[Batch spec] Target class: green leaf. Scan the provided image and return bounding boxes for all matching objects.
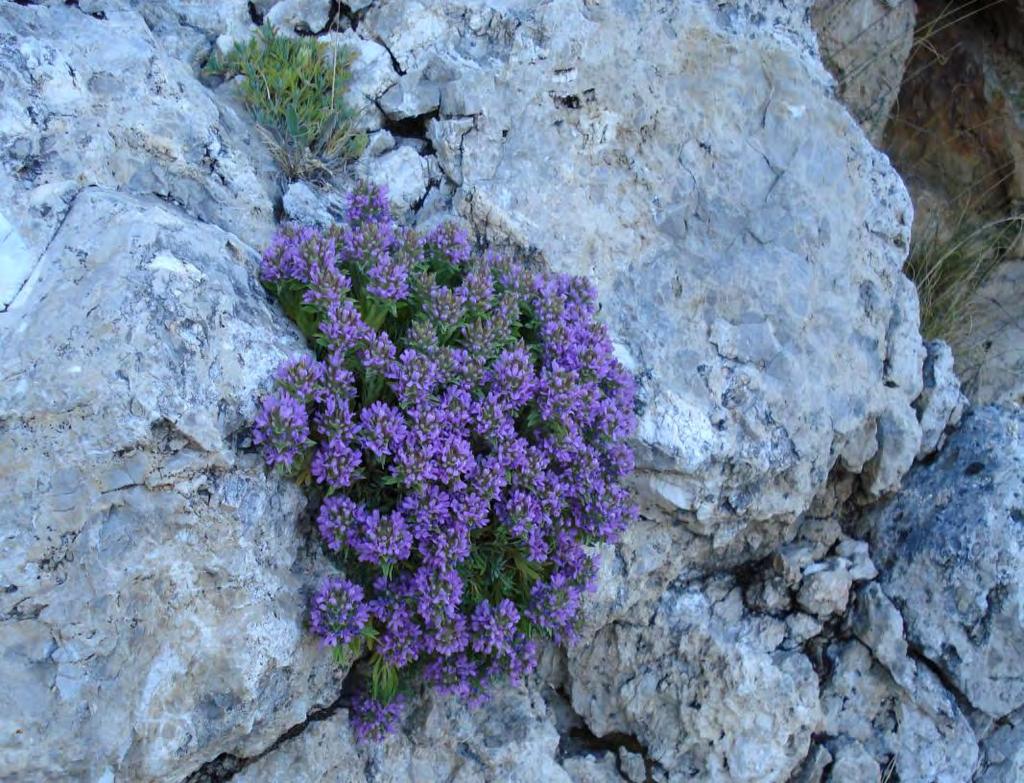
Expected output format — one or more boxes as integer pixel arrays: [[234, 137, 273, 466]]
[[371, 655, 400, 703]]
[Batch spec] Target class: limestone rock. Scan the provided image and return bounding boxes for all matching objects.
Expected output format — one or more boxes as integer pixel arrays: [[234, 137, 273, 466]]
[[131, 0, 260, 63], [361, 0, 925, 528], [0, 210, 32, 310], [977, 708, 1024, 783], [913, 339, 967, 457], [265, 0, 332, 35], [796, 558, 854, 619], [860, 405, 1024, 718], [569, 577, 821, 782], [618, 748, 647, 783], [819, 641, 979, 782], [960, 261, 1024, 407], [328, 30, 400, 133], [379, 72, 442, 121], [0, 2, 278, 312], [826, 737, 880, 782], [234, 686, 571, 783], [355, 145, 429, 214], [561, 753, 623, 783], [282, 181, 346, 228], [811, 0, 916, 144], [0, 190, 338, 781]]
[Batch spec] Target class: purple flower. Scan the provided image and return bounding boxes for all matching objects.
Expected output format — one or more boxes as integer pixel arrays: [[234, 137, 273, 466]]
[[310, 576, 369, 648], [255, 185, 637, 741], [470, 599, 520, 656], [252, 390, 309, 469], [351, 691, 404, 743]]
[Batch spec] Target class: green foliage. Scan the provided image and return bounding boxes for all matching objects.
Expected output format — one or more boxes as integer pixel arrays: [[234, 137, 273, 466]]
[[206, 25, 367, 180], [905, 213, 1022, 343]]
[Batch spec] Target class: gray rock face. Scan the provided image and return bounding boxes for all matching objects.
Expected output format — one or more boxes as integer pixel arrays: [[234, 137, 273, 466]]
[[977, 708, 1024, 783], [265, 0, 332, 35], [2, 1, 1009, 782], [360, 0, 926, 528], [0, 190, 338, 782], [234, 686, 572, 783], [914, 339, 967, 458], [0, 2, 278, 311], [860, 405, 1024, 719], [961, 260, 1024, 408], [569, 577, 822, 783], [811, 0, 916, 143], [818, 640, 979, 783]]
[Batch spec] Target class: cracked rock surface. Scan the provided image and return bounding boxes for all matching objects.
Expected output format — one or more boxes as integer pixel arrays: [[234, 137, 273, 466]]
[[0, 189, 341, 781], [353, 0, 927, 526], [1, 1, 1022, 782], [857, 406, 1024, 720]]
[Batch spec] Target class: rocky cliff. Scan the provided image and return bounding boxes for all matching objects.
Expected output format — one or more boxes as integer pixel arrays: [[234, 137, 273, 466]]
[[0, 1, 1020, 782]]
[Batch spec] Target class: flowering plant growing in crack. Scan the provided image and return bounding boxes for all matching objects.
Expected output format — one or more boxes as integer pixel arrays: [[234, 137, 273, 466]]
[[254, 184, 637, 741]]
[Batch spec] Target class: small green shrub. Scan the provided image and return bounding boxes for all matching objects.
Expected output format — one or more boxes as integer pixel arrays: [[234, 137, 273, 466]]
[[206, 25, 367, 180]]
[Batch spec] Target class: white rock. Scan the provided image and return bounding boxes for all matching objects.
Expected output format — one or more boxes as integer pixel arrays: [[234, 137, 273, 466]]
[[360, 0, 927, 530], [811, 0, 916, 144], [860, 405, 1024, 718], [570, 579, 820, 782], [963, 261, 1024, 407], [266, 0, 332, 34], [357, 146, 429, 213], [820, 641, 979, 782], [914, 339, 967, 457], [379, 72, 442, 120], [0, 4, 278, 268], [797, 558, 854, 619], [0, 190, 338, 782], [235, 686, 572, 783], [0, 211, 33, 310]]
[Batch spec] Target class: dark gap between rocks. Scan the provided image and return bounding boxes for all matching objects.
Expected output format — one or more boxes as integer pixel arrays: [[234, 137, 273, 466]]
[[553, 686, 656, 783], [332, 1, 367, 32], [182, 668, 361, 783], [246, 1, 264, 26], [379, 110, 439, 157]]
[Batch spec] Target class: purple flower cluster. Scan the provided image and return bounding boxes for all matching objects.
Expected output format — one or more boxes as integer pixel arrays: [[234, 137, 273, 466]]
[[254, 184, 636, 741]]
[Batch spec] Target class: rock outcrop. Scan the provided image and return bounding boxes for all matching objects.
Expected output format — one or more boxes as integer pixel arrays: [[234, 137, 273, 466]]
[[811, 0, 916, 144], [1, 1, 1020, 782], [0, 2, 278, 310], [355, 0, 927, 530], [858, 405, 1024, 720], [0, 190, 338, 782]]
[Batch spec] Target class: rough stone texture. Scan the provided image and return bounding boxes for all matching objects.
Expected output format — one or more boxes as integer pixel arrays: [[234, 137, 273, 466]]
[[914, 339, 967, 457], [127, 0, 265, 63], [265, 0, 332, 35], [0, 210, 31, 309], [817, 640, 979, 782], [811, 0, 916, 144], [3, 1, 1015, 782], [234, 686, 572, 783], [569, 577, 822, 783], [360, 0, 926, 530], [859, 405, 1024, 719], [0, 2, 278, 311], [354, 145, 429, 214], [281, 181, 346, 229], [796, 558, 854, 619], [0, 190, 338, 782], [560, 752, 622, 783], [960, 260, 1024, 407], [379, 72, 442, 121], [977, 708, 1024, 783]]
